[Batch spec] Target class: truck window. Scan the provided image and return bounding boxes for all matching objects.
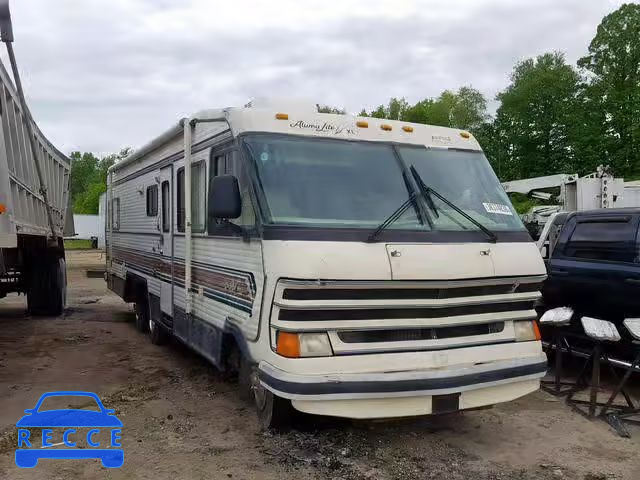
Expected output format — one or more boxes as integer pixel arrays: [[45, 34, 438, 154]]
[[176, 162, 206, 233], [564, 218, 636, 263], [146, 185, 158, 216], [161, 181, 170, 232]]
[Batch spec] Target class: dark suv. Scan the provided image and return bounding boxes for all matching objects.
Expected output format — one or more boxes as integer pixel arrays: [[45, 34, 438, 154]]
[[542, 208, 640, 353]]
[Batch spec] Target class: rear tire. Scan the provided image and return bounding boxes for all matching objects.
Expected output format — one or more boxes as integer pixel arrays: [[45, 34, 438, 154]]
[[134, 294, 150, 333], [148, 317, 168, 345], [28, 256, 66, 317], [251, 366, 293, 430]]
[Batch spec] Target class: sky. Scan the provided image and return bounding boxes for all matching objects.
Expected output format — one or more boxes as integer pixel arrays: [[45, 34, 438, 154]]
[[1, 0, 629, 155]]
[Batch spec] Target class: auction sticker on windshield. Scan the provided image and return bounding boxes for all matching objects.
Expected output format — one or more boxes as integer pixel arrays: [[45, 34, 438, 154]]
[[15, 391, 123, 469], [483, 202, 513, 216]]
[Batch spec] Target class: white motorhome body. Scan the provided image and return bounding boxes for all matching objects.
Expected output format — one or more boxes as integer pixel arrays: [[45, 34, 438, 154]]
[[106, 104, 547, 426]]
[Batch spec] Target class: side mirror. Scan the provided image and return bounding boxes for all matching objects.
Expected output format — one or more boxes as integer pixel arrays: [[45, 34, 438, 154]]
[[210, 175, 241, 219], [541, 244, 549, 259]]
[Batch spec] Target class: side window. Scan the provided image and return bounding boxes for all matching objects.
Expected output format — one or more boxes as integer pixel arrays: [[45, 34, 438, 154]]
[[564, 218, 637, 263], [208, 149, 257, 234], [112, 198, 120, 230], [177, 168, 185, 232], [161, 181, 170, 233], [146, 185, 158, 216], [176, 163, 206, 233], [192, 161, 206, 233]]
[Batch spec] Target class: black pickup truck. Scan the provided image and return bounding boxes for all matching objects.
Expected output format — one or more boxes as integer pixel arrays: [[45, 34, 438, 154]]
[[541, 208, 640, 355]]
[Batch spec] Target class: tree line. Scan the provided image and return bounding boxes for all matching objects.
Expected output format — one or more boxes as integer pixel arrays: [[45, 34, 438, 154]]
[[71, 3, 639, 214]]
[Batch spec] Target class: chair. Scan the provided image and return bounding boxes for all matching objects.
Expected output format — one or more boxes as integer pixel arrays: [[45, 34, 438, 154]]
[[539, 307, 575, 396], [599, 318, 640, 438], [566, 317, 623, 419]]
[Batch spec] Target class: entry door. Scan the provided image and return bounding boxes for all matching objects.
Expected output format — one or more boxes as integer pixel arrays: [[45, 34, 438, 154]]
[[159, 166, 173, 316]]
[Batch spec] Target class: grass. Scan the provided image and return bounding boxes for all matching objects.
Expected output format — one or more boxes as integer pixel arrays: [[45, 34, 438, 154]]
[[64, 239, 94, 250]]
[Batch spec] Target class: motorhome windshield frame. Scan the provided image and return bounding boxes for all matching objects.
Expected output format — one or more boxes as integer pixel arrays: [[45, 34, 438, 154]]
[[238, 132, 531, 244]]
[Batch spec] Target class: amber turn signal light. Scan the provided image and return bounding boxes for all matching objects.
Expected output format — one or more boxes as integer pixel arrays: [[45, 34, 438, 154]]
[[276, 332, 300, 358]]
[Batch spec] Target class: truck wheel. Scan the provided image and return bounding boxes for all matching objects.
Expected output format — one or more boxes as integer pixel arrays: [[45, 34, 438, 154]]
[[134, 294, 150, 333], [148, 317, 168, 345], [251, 367, 292, 430], [28, 256, 65, 317]]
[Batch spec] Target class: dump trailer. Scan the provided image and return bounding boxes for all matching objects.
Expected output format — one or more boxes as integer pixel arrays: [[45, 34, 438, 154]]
[[0, 2, 70, 315]]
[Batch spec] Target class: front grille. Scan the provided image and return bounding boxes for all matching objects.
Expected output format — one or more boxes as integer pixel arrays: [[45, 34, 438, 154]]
[[272, 277, 543, 353], [337, 322, 505, 343], [282, 283, 541, 301], [278, 301, 536, 322]]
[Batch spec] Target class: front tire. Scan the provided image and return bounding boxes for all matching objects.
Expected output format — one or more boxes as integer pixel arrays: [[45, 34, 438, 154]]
[[251, 367, 293, 430]]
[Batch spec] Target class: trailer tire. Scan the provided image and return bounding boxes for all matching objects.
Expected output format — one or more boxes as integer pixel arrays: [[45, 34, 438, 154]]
[[28, 256, 66, 317], [134, 294, 150, 333], [251, 367, 293, 430]]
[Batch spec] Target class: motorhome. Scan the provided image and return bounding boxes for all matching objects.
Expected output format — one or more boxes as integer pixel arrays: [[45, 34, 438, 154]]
[[106, 100, 547, 428]]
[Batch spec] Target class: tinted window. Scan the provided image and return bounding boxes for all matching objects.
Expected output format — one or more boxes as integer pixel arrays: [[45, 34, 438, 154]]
[[112, 198, 120, 230], [177, 164, 206, 233], [192, 161, 206, 233], [161, 181, 170, 232], [177, 169, 185, 232], [564, 218, 637, 262], [146, 185, 158, 216]]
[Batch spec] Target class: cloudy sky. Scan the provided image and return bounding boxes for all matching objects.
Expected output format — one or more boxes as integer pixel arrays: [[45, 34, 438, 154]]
[[1, 0, 627, 155]]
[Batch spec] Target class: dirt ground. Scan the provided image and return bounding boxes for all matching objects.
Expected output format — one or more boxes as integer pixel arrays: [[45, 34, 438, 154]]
[[0, 250, 639, 480]]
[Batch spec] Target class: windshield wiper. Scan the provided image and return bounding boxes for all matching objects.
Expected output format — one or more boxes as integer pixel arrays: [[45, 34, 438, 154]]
[[409, 165, 498, 243], [367, 191, 420, 243]]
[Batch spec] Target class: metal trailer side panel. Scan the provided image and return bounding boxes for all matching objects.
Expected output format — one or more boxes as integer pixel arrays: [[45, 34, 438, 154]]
[[0, 59, 70, 246]]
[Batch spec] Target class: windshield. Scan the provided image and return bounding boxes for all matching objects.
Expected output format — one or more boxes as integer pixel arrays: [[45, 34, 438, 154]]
[[243, 134, 524, 232], [399, 147, 525, 232], [244, 135, 426, 229]]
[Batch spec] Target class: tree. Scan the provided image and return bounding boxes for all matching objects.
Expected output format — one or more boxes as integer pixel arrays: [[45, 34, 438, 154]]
[[362, 88, 487, 132], [317, 105, 345, 114], [492, 52, 580, 180], [578, 3, 640, 177], [70, 148, 130, 214]]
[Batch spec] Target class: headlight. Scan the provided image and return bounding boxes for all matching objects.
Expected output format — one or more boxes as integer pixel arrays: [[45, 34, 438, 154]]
[[514, 320, 541, 342], [275, 331, 333, 358]]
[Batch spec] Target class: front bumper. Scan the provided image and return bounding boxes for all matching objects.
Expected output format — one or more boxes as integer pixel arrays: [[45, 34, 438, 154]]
[[259, 355, 546, 418], [259, 356, 547, 400]]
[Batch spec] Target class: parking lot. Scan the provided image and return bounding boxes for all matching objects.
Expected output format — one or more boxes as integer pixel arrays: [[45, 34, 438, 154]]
[[0, 250, 638, 479]]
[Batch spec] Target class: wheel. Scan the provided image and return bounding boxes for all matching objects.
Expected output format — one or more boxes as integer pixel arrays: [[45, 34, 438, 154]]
[[148, 316, 168, 345], [28, 256, 65, 317], [236, 353, 252, 402], [134, 294, 150, 333], [251, 366, 293, 430]]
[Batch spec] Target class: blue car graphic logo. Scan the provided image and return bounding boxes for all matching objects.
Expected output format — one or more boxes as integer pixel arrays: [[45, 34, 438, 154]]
[[15, 391, 123, 468]]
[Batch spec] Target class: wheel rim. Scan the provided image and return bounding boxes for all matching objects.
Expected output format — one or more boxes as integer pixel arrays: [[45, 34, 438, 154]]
[[251, 369, 267, 409], [149, 318, 155, 333]]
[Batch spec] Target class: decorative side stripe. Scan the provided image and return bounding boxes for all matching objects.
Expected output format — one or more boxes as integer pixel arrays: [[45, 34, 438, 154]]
[[111, 246, 255, 314]]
